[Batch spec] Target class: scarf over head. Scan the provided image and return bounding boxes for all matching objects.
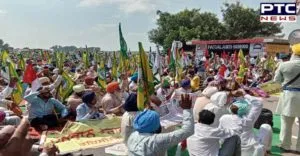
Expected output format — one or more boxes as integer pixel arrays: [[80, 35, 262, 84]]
[[133, 109, 160, 133]]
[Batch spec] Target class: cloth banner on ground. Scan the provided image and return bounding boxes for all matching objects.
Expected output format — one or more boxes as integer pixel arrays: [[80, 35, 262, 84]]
[[259, 81, 282, 95], [43, 116, 122, 154]]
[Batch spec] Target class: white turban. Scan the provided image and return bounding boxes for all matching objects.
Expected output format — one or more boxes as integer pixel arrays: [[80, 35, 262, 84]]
[[39, 77, 50, 84], [53, 68, 59, 75], [73, 84, 85, 93], [202, 87, 218, 98]]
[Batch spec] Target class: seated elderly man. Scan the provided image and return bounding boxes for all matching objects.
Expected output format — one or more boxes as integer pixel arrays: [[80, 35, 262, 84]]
[[24, 86, 68, 130], [101, 82, 124, 115], [76, 91, 105, 121], [67, 84, 85, 115]]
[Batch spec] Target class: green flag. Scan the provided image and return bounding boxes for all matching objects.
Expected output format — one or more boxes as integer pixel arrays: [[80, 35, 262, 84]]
[[119, 23, 128, 59], [59, 71, 75, 102], [97, 60, 107, 89]]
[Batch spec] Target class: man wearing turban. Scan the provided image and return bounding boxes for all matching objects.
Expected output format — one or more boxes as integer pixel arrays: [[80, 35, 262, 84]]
[[274, 42, 300, 152], [219, 95, 272, 156], [127, 94, 194, 156], [76, 91, 104, 121], [67, 84, 85, 115], [84, 76, 105, 107], [101, 82, 124, 115]]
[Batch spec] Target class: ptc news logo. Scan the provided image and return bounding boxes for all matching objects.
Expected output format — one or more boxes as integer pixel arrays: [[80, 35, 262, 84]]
[[260, 1, 300, 22]]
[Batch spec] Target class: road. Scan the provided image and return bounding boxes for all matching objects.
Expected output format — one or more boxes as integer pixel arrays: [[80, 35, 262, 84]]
[[263, 96, 299, 156]]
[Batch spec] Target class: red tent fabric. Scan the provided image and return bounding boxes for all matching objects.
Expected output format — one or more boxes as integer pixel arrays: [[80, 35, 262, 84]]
[[23, 63, 37, 84], [204, 49, 209, 57]]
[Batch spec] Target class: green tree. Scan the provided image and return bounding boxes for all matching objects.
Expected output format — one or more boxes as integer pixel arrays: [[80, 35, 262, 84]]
[[149, 3, 283, 51], [149, 9, 226, 51], [0, 39, 11, 51], [222, 2, 282, 39]]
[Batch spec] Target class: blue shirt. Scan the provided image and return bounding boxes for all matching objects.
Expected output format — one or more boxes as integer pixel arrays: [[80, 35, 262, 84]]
[[24, 92, 68, 120], [76, 103, 105, 121]]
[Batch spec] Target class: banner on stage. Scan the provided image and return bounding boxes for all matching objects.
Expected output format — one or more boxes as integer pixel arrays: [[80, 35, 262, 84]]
[[259, 81, 282, 94], [43, 116, 122, 154]]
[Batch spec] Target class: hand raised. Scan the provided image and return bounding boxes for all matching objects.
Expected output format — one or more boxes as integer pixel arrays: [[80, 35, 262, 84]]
[[180, 94, 192, 110]]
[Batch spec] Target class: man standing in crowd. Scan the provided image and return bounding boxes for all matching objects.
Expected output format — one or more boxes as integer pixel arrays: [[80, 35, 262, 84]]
[[274, 42, 300, 153]]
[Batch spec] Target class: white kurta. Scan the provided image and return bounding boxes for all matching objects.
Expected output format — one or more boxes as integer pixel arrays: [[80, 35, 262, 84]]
[[219, 95, 272, 156], [187, 123, 241, 156], [274, 56, 300, 117]]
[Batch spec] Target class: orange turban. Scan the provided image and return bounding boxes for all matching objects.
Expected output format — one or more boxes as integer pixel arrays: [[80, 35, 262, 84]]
[[106, 82, 120, 93]]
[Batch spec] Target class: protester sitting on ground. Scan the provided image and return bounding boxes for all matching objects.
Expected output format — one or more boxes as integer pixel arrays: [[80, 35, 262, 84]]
[[203, 91, 232, 127], [127, 94, 194, 156], [187, 110, 242, 156], [193, 86, 218, 122], [67, 84, 85, 116], [219, 91, 272, 156], [76, 91, 105, 121], [121, 93, 139, 144], [24, 86, 68, 130], [170, 79, 193, 113], [171, 79, 192, 99], [101, 81, 124, 115], [0, 77, 21, 126], [84, 76, 104, 107], [156, 78, 174, 103], [191, 74, 201, 92]]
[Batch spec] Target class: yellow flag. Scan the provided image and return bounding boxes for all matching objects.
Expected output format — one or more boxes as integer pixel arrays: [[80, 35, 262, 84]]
[[137, 42, 154, 110], [238, 49, 245, 65], [7, 62, 23, 104], [97, 60, 107, 89]]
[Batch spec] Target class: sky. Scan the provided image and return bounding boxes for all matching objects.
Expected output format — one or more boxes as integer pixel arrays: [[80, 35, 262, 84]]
[[0, 0, 299, 51]]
